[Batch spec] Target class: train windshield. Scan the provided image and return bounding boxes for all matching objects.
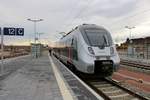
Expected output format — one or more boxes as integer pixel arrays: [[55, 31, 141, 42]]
[[84, 29, 113, 47]]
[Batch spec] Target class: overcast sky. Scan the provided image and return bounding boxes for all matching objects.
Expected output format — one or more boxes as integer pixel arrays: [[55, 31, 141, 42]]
[[0, 0, 150, 45]]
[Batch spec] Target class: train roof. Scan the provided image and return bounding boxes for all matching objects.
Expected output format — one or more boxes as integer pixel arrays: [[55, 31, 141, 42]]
[[60, 24, 106, 39], [78, 24, 105, 30]]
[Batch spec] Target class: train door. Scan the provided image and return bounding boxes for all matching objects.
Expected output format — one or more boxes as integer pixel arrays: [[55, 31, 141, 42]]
[[68, 38, 73, 63], [71, 37, 78, 60]]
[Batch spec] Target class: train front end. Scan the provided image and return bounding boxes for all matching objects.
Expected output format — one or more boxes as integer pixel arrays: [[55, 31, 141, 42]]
[[80, 24, 120, 77]]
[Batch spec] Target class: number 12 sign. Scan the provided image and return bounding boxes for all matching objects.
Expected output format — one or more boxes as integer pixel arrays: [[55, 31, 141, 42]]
[[3, 27, 24, 36]]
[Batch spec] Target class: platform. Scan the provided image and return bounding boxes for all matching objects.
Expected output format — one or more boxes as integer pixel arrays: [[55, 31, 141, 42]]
[[0, 51, 102, 100]]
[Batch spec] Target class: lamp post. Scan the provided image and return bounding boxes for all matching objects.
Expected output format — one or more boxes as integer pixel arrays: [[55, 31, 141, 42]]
[[27, 18, 43, 58], [125, 26, 135, 57], [125, 26, 135, 43], [37, 32, 45, 43], [27, 18, 43, 44]]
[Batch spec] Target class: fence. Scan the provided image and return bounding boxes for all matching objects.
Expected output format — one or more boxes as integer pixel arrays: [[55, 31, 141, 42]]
[[118, 43, 150, 60]]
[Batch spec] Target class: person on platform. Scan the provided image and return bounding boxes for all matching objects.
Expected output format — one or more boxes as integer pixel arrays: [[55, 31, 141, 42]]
[[49, 48, 52, 56]]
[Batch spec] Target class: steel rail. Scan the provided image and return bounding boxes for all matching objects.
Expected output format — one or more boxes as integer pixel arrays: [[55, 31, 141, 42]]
[[120, 60, 150, 70]]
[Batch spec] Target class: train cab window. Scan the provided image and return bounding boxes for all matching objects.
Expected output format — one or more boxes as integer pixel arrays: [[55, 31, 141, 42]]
[[83, 29, 113, 47]]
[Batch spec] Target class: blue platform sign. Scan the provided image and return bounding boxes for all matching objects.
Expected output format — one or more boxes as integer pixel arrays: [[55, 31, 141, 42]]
[[16, 28, 24, 36], [4, 28, 15, 35], [3, 27, 24, 36]]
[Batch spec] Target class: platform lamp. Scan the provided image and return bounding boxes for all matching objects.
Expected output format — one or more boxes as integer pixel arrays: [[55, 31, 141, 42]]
[[27, 18, 43, 58], [125, 26, 135, 43], [27, 18, 43, 44], [125, 26, 135, 57]]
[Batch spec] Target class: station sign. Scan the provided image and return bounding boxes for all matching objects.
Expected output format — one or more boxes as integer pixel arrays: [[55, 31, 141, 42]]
[[0, 27, 24, 74], [3, 27, 24, 36], [16, 28, 24, 36]]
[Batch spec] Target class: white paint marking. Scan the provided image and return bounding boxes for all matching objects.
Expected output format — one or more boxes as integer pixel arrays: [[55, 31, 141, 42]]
[[49, 56, 74, 100]]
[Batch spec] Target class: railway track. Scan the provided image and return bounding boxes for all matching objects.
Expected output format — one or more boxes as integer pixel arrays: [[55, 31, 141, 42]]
[[81, 77, 148, 100], [54, 55, 148, 100], [73, 70, 149, 100], [120, 60, 150, 70]]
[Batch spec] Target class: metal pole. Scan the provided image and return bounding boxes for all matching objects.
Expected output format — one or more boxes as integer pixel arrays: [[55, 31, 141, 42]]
[[38, 33, 40, 43], [27, 19, 43, 58], [34, 22, 37, 58], [1, 28, 4, 75], [129, 29, 131, 40], [38, 33, 44, 43], [34, 21, 37, 44]]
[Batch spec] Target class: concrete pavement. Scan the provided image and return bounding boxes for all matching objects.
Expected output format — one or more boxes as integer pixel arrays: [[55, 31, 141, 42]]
[[0, 52, 63, 100]]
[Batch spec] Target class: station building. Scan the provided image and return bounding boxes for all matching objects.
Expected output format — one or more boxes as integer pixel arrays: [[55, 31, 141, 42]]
[[118, 36, 150, 59]]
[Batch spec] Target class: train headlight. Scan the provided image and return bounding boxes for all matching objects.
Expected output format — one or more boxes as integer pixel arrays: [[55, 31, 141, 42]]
[[88, 47, 95, 55], [110, 47, 115, 56]]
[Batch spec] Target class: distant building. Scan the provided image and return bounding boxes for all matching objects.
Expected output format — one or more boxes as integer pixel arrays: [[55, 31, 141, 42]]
[[118, 36, 150, 59]]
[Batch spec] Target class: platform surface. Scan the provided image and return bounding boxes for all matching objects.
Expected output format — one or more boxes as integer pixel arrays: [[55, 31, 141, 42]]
[[0, 51, 102, 100], [0, 52, 63, 100]]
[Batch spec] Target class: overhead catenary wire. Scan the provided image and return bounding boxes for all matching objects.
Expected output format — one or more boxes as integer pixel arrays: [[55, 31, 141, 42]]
[[56, 0, 81, 32], [56, 1, 150, 43], [64, 0, 92, 31], [107, 8, 150, 28], [109, 11, 150, 33], [104, 8, 150, 37], [54, 0, 93, 40], [60, 1, 150, 33], [105, 7, 150, 43]]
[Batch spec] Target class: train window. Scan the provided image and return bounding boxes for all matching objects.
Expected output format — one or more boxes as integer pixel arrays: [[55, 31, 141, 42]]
[[84, 29, 112, 47]]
